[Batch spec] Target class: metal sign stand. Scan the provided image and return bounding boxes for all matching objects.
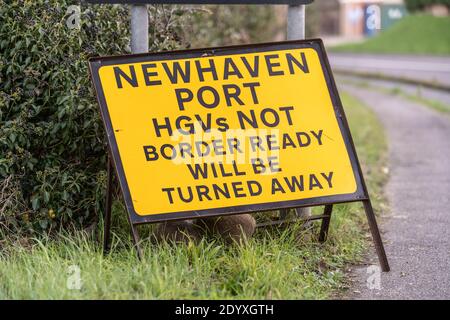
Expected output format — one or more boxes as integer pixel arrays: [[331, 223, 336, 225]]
[[99, 3, 390, 272], [103, 157, 389, 271]]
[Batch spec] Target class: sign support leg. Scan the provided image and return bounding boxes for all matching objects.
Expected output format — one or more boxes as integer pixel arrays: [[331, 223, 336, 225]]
[[104, 152, 143, 259], [103, 155, 113, 254], [363, 199, 390, 272], [130, 222, 143, 260], [319, 205, 333, 242]]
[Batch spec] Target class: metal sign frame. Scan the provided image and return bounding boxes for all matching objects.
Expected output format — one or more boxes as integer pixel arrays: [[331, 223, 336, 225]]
[[89, 39, 389, 272]]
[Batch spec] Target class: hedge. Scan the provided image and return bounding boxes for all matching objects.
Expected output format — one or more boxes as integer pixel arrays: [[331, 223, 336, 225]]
[[0, 0, 190, 232]]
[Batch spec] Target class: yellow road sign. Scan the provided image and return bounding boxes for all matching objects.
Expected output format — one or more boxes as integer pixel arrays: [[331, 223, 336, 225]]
[[90, 40, 365, 223]]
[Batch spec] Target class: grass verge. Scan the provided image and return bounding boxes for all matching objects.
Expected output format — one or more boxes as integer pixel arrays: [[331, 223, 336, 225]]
[[340, 77, 450, 114], [332, 15, 450, 56], [0, 93, 388, 299]]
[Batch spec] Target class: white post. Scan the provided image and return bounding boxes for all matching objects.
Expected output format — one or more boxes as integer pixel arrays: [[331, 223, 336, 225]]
[[130, 5, 149, 54], [287, 4, 310, 219]]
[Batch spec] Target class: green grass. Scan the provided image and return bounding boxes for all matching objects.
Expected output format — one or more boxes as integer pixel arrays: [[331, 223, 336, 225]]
[[332, 15, 450, 56], [388, 87, 450, 113], [0, 93, 388, 299]]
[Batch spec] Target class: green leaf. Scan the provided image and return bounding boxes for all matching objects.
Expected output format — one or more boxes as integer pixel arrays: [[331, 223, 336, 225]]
[[44, 191, 50, 203], [31, 197, 40, 211], [39, 219, 48, 229]]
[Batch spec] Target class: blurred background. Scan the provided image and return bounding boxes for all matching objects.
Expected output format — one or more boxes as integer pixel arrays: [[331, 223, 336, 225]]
[[187, 0, 449, 52]]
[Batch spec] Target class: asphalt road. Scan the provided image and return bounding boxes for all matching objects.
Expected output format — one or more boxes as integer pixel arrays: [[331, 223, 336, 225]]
[[329, 53, 450, 87], [340, 81, 450, 299]]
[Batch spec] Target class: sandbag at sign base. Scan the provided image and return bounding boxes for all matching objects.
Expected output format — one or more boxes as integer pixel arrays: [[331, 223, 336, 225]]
[[153, 220, 203, 244], [153, 214, 256, 245], [194, 214, 256, 244]]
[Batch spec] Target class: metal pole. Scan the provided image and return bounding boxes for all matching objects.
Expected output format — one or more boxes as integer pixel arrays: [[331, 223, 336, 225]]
[[287, 4, 310, 219], [287, 4, 305, 40], [129, 4, 148, 259], [131, 4, 149, 54]]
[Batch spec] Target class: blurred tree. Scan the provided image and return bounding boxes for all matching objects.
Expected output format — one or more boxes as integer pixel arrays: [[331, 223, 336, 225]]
[[186, 4, 320, 46], [186, 5, 280, 47], [406, 0, 450, 12], [306, 2, 320, 37]]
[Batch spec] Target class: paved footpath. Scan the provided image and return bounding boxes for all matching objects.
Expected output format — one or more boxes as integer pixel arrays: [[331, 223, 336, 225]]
[[342, 84, 450, 300]]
